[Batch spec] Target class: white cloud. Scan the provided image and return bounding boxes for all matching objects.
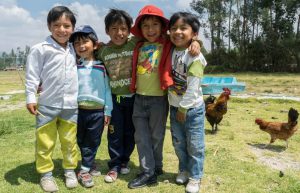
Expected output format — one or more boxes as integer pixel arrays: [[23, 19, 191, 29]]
[[69, 2, 109, 43], [175, 0, 193, 10], [113, 0, 148, 2], [0, 4, 47, 53], [0, 2, 110, 53]]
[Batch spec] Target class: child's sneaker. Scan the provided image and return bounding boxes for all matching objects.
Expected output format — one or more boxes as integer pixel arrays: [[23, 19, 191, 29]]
[[104, 170, 118, 183], [176, 171, 189, 184], [185, 178, 200, 193], [64, 171, 78, 189], [78, 171, 94, 188], [89, 163, 101, 176], [120, 164, 130, 175], [155, 168, 164, 176], [40, 176, 59, 192]]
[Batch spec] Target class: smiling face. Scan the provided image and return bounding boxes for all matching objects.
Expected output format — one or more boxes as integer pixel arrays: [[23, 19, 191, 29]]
[[140, 16, 162, 43], [73, 36, 97, 61], [169, 18, 197, 48], [48, 13, 74, 48], [106, 21, 130, 46]]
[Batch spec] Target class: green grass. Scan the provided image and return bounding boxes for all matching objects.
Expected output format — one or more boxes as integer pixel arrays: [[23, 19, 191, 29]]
[[0, 71, 25, 94], [0, 72, 300, 193]]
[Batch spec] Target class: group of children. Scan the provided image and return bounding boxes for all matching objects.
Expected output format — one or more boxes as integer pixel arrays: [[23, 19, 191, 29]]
[[25, 4, 207, 193]]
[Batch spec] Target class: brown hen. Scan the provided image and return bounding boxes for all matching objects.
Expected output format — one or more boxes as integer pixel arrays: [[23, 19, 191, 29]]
[[255, 108, 299, 149]]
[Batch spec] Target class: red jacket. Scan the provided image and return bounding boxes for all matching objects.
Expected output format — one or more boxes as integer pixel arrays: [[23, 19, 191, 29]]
[[130, 37, 174, 93]]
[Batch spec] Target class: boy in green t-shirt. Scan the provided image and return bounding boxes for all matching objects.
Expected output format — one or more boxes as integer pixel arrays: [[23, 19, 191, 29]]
[[96, 9, 137, 183]]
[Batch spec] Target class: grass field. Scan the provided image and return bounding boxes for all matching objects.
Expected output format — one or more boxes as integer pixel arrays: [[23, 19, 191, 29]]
[[0, 71, 300, 193]]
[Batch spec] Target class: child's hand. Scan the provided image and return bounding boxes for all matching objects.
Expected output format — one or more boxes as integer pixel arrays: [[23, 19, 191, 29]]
[[26, 103, 37, 115], [188, 40, 201, 56], [176, 110, 186, 123], [104, 116, 111, 126]]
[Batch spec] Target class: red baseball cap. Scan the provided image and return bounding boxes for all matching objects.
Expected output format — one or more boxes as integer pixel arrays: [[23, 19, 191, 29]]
[[130, 5, 169, 38]]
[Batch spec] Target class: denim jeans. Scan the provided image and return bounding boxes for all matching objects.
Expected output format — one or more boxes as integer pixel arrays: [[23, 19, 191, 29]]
[[170, 104, 205, 180], [133, 94, 168, 176]]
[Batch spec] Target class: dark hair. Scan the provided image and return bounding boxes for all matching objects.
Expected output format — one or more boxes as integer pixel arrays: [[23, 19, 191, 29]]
[[169, 12, 200, 33], [47, 6, 76, 27], [70, 33, 98, 45], [105, 9, 133, 31]]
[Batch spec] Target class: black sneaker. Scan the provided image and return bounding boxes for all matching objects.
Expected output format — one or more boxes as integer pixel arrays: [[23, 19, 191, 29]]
[[155, 168, 163, 176], [128, 173, 157, 189]]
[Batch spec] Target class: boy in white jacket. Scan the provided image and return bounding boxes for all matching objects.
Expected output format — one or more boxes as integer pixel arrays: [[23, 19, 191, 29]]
[[25, 6, 78, 192]]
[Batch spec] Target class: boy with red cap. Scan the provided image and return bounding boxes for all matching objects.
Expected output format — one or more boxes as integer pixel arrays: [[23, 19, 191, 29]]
[[128, 5, 200, 189]]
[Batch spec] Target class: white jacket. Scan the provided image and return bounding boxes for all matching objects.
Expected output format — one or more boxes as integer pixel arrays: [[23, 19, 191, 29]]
[[25, 36, 78, 109]]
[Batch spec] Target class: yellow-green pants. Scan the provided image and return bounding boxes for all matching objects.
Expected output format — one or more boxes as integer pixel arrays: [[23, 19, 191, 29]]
[[35, 105, 78, 174]]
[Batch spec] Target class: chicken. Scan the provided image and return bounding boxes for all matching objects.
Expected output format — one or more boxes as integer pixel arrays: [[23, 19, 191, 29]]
[[205, 88, 231, 134], [204, 95, 216, 107], [255, 108, 299, 149]]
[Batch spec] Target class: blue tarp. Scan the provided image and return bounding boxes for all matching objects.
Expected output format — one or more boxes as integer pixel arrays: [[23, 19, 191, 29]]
[[201, 76, 246, 94]]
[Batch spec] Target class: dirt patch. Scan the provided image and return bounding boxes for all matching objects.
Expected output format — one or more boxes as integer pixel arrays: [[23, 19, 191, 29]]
[[5, 90, 25, 94], [0, 102, 26, 112], [233, 93, 300, 102], [249, 145, 300, 171]]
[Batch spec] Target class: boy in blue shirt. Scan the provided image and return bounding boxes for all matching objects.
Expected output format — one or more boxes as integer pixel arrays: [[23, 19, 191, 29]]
[[69, 25, 113, 188]]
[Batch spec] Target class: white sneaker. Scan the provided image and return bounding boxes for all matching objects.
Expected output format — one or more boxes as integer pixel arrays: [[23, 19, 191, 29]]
[[176, 171, 189, 184], [104, 170, 118, 183], [40, 176, 59, 192], [185, 178, 200, 193], [120, 166, 130, 175], [65, 171, 78, 189]]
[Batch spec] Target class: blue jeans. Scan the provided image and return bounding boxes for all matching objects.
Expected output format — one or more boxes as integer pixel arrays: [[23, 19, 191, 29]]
[[170, 104, 205, 180]]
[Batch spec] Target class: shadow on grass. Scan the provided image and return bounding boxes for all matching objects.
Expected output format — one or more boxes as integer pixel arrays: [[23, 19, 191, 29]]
[[205, 128, 221, 135], [4, 161, 39, 185], [247, 143, 286, 153], [116, 162, 178, 185], [4, 158, 112, 185]]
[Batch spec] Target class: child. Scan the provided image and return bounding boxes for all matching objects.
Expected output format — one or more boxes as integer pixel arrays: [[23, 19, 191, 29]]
[[69, 25, 113, 188], [128, 5, 201, 189], [25, 6, 78, 192], [168, 12, 207, 193], [96, 9, 137, 183]]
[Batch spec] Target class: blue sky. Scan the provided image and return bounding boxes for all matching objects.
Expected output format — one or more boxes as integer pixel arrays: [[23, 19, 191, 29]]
[[0, 0, 209, 53]]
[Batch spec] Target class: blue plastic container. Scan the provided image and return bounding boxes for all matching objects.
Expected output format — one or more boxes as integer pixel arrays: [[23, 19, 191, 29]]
[[201, 76, 246, 94]]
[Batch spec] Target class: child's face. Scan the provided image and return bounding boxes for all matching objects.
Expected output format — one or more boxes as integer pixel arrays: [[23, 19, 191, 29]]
[[106, 21, 130, 46], [73, 37, 97, 61], [170, 18, 197, 48], [140, 16, 162, 43], [48, 13, 74, 48]]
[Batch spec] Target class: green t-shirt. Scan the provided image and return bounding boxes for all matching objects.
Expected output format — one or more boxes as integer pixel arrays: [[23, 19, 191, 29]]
[[96, 38, 138, 95], [136, 42, 164, 96]]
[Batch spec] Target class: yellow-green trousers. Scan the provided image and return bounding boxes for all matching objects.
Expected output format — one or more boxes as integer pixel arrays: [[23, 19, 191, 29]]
[[35, 105, 78, 174]]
